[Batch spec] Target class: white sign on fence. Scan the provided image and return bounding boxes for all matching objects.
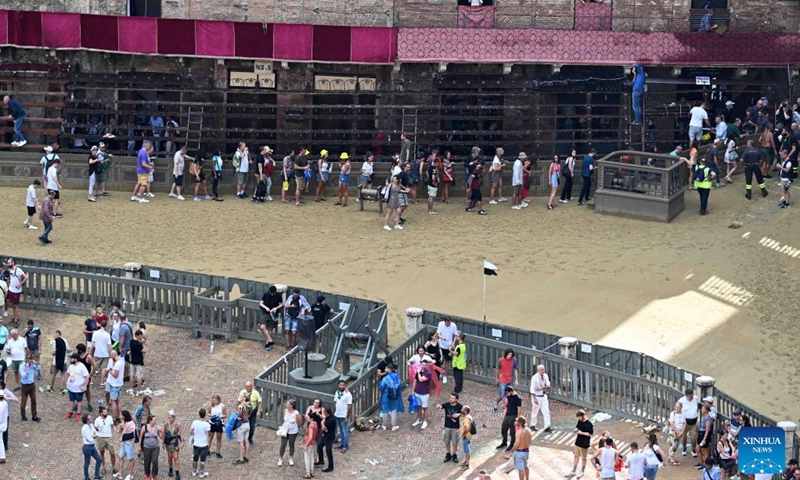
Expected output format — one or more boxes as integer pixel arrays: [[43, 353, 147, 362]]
[[581, 343, 593, 353], [695, 76, 711, 85], [491, 328, 502, 338], [149, 269, 160, 279]]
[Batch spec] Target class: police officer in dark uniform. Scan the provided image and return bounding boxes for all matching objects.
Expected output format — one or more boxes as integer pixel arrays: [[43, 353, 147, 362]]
[[741, 139, 768, 200]]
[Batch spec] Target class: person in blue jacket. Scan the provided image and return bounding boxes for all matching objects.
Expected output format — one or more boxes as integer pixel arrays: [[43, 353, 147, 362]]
[[631, 64, 646, 126], [378, 363, 404, 431], [4, 95, 27, 147]]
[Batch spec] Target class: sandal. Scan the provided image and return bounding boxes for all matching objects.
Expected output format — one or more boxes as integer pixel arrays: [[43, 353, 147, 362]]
[[303, 475, 312, 479], [669, 460, 680, 466], [341, 203, 347, 207], [334, 202, 341, 206]]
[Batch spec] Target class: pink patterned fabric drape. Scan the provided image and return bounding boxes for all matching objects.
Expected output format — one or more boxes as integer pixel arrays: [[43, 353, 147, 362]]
[[458, 6, 494, 29]]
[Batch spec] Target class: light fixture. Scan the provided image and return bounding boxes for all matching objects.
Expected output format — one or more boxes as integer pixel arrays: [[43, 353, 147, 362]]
[[438, 62, 448, 73], [502, 63, 513, 75]]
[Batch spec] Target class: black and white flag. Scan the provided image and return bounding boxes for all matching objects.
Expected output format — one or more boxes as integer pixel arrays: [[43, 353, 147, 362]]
[[483, 260, 498, 276]]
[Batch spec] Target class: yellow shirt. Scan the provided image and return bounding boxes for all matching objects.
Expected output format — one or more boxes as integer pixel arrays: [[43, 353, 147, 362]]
[[238, 389, 262, 416]]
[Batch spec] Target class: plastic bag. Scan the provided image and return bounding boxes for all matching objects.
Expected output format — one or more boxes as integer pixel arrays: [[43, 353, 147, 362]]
[[408, 394, 418, 414], [282, 180, 289, 191]]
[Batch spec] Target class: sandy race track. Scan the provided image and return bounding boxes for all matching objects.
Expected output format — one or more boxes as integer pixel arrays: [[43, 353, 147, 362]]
[[2, 182, 799, 421]]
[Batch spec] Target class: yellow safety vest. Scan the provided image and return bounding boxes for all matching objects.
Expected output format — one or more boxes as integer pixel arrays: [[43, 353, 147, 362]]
[[452, 344, 466, 370], [694, 166, 712, 189]]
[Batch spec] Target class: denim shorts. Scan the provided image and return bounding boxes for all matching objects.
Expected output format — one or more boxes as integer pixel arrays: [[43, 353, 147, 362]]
[[514, 451, 529, 470], [498, 382, 509, 398], [462, 437, 471, 455], [105, 384, 122, 401], [284, 316, 299, 332], [360, 174, 370, 185], [119, 442, 135, 460]]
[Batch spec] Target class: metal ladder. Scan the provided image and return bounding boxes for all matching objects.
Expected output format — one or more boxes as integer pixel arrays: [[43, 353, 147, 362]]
[[185, 106, 204, 153], [401, 108, 418, 151]]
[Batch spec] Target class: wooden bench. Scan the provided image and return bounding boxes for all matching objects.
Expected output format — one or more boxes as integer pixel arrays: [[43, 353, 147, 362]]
[[689, 8, 730, 31]]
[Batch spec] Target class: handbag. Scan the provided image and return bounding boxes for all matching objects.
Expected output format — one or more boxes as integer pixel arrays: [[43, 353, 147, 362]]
[[276, 425, 288, 437], [282, 180, 289, 191]]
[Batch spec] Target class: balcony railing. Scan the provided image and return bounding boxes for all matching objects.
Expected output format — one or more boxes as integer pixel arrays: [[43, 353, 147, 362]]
[[396, 11, 792, 34]]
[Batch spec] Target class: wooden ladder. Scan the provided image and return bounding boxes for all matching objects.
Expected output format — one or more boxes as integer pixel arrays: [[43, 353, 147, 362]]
[[185, 106, 204, 153]]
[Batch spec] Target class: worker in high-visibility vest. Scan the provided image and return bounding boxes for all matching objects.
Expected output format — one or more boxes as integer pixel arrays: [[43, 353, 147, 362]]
[[693, 156, 716, 215]]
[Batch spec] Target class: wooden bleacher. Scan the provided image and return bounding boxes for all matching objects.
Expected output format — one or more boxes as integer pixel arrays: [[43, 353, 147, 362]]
[[0, 68, 66, 149]]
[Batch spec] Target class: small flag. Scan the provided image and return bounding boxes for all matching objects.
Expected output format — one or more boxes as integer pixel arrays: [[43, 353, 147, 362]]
[[483, 260, 498, 276]]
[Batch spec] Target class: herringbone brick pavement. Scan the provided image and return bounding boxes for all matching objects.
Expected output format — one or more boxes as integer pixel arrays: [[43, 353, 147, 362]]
[[3, 310, 700, 480]]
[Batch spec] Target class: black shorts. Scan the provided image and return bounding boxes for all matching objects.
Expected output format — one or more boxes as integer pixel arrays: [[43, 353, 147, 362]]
[[193, 445, 209, 462], [261, 314, 278, 329], [210, 422, 223, 433], [470, 189, 482, 202], [441, 349, 453, 363], [48, 189, 60, 200], [27, 206, 36, 216], [195, 172, 206, 183], [173, 174, 184, 186]]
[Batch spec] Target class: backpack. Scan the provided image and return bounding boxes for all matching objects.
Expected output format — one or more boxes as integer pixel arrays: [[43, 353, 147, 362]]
[[469, 418, 477, 436], [693, 166, 708, 183], [385, 376, 400, 400], [232, 151, 242, 169]]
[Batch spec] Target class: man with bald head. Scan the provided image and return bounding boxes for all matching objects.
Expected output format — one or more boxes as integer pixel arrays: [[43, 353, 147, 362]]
[[529, 365, 552, 432], [238, 381, 262, 446]]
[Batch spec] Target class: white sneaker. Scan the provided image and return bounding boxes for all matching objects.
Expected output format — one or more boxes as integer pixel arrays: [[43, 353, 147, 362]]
[[489, 200, 498, 205], [576, 471, 584, 478], [412, 420, 422, 427], [380, 425, 386, 430], [23, 219, 29, 225], [176, 195, 186, 201], [512, 205, 522, 210], [383, 225, 392, 231], [266, 196, 273, 201], [146, 192, 156, 198], [392, 425, 400, 431], [499, 197, 508, 202], [199, 473, 209, 478], [138, 198, 150, 203], [28, 224, 38, 229], [125, 476, 134, 480], [130, 196, 138, 201], [421, 421, 428, 429], [520, 203, 529, 208], [192, 471, 198, 477], [522, 199, 531, 204], [277, 458, 283, 466], [193, 196, 201, 202], [289, 458, 294, 466], [10, 141, 19, 147], [17, 140, 26, 147], [565, 472, 576, 478], [442, 375, 448, 384], [168, 193, 177, 198], [394, 225, 404, 230]]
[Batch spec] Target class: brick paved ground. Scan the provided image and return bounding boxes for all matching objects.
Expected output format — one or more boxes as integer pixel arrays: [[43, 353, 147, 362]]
[[5, 310, 704, 480]]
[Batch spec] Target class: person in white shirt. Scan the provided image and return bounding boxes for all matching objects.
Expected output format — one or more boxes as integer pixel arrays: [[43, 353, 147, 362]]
[[436, 317, 458, 384], [511, 153, 525, 209], [689, 102, 711, 150], [642, 433, 663, 479], [407, 346, 433, 366], [702, 396, 718, 420], [334, 380, 353, 452], [103, 350, 125, 422], [45, 159, 62, 217], [678, 388, 699, 457], [591, 437, 619, 480], [0, 391, 8, 462], [625, 442, 646, 480], [667, 401, 685, 464], [169, 145, 193, 201], [24, 179, 40, 230], [93, 406, 117, 475], [66, 353, 91, 419], [190, 408, 212, 478], [92, 322, 112, 383], [530, 364, 552, 432], [5, 330, 27, 387], [81, 412, 103, 480], [489, 148, 507, 204], [39, 145, 58, 185], [235, 142, 250, 198]]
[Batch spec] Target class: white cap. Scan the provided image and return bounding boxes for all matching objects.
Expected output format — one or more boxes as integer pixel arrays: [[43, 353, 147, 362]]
[[91, 145, 99, 151], [43, 146, 53, 153], [703, 396, 714, 403], [725, 100, 735, 106], [168, 410, 176, 417]]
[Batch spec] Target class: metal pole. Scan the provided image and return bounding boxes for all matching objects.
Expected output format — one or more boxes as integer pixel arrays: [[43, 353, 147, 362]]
[[482, 262, 486, 323]]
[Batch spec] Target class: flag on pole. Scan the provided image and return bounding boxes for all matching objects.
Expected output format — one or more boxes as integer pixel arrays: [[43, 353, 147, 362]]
[[483, 260, 498, 276]]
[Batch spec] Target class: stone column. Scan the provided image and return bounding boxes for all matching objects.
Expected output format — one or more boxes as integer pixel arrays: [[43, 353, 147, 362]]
[[558, 337, 578, 391], [778, 421, 797, 463], [695, 375, 715, 399], [405, 307, 424, 338], [558, 337, 578, 360], [123, 262, 142, 312], [274, 284, 288, 334]]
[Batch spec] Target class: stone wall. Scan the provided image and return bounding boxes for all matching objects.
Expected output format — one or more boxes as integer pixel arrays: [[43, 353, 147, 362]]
[[4, 0, 797, 32]]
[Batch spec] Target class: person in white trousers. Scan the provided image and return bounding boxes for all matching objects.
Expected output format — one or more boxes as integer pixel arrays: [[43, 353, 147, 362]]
[[530, 365, 552, 432], [0, 390, 8, 463]]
